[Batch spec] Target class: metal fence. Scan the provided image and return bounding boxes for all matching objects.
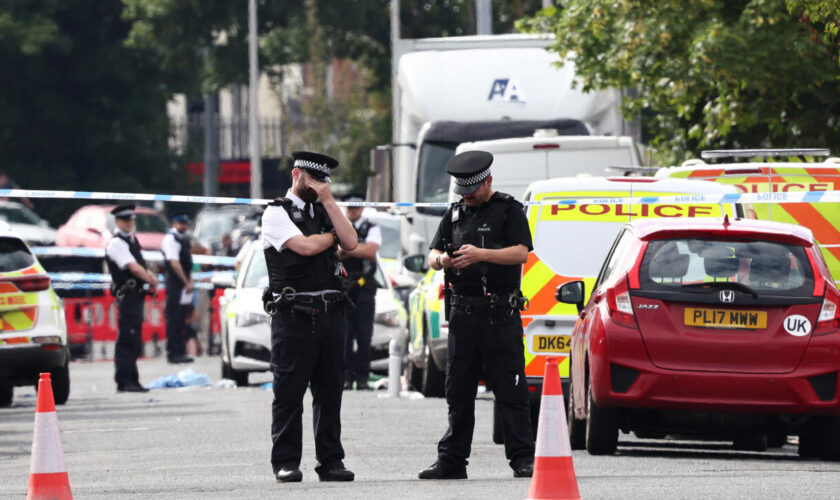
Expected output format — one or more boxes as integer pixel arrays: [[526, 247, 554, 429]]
[[170, 115, 284, 160]]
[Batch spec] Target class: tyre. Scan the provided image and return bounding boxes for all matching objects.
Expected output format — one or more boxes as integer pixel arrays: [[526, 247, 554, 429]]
[[733, 434, 767, 452], [0, 384, 12, 407], [492, 400, 504, 445], [51, 362, 71, 405], [421, 343, 445, 398], [585, 374, 617, 455], [818, 417, 840, 461], [230, 368, 249, 387], [405, 357, 423, 392], [767, 430, 787, 448], [567, 377, 586, 450]]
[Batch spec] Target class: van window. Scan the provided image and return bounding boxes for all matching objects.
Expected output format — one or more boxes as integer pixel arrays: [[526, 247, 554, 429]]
[[0, 237, 35, 272], [639, 238, 814, 296], [416, 141, 457, 215]]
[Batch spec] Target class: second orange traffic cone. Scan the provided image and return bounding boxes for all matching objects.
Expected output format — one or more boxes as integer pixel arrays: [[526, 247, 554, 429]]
[[27, 372, 73, 500], [526, 357, 581, 500]]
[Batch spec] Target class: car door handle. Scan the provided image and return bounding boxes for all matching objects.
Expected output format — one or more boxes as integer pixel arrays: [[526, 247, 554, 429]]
[[579, 311, 587, 319]]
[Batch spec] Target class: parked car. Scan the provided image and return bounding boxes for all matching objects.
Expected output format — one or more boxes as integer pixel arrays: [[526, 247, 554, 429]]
[[216, 240, 407, 386], [558, 217, 840, 460], [0, 228, 70, 407], [0, 200, 57, 246], [193, 205, 263, 255], [56, 204, 169, 250]]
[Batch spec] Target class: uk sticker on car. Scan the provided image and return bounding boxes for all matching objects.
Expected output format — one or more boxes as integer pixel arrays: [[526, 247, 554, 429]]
[[783, 314, 811, 337]]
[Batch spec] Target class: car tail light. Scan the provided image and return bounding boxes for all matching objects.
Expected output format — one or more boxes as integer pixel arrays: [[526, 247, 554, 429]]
[[533, 144, 560, 149], [606, 275, 637, 328], [815, 289, 840, 336], [9, 275, 51, 292]]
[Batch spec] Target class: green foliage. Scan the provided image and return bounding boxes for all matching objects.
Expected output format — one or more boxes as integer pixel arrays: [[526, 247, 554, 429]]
[[787, 0, 840, 63], [519, 0, 840, 165], [0, 0, 176, 225]]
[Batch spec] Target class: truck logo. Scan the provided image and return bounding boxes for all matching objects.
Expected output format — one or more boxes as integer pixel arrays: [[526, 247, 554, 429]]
[[488, 79, 525, 103]]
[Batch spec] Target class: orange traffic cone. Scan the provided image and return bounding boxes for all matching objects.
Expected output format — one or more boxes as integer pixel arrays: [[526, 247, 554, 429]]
[[27, 373, 72, 500], [526, 357, 581, 500]]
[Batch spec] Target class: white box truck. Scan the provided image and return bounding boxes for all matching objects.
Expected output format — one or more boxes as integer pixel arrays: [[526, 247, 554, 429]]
[[377, 34, 633, 254]]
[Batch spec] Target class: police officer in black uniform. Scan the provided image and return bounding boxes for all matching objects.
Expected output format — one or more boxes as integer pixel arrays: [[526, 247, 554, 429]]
[[262, 151, 358, 483], [105, 204, 159, 392], [418, 150, 535, 480], [338, 193, 381, 391], [161, 214, 194, 364]]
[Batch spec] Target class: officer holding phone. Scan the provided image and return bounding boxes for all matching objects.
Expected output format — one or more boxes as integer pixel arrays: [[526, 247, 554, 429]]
[[419, 150, 535, 480]]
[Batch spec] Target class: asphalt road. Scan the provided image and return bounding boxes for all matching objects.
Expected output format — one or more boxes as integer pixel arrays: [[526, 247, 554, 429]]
[[2, 356, 840, 499]]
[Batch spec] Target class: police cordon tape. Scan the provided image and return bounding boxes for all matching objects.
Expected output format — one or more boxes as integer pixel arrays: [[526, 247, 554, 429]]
[[47, 271, 221, 283], [4, 187, 840, 208], [50, 280, 217, 291], [31, 247, 235, 267]]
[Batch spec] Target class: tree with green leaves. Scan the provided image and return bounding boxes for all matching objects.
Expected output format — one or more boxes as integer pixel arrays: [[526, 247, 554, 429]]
[[787, 1, 840, 63], [519, 0, 840, 165]]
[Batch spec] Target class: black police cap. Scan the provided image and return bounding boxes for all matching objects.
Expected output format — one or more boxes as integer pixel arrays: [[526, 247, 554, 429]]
[[445, 150, 494, 195], [111, 203, 136, 219], [292, 151, 339, 184]]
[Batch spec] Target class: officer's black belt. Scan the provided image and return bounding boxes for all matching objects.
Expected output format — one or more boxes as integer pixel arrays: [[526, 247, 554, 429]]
[[284, 291, 346, 314], [451, 292, 515, 309]]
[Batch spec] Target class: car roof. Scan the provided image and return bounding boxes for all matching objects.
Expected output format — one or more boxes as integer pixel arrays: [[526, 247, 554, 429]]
[[0, 200, 26, 210], [628, 217, 816, 246], [524, 176, 740, 195], [656, 158, 840, 177]]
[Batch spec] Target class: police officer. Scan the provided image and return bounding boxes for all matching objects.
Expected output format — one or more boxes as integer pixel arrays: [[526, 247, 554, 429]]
[[105, 204, 159, 393], [338, 193, 381, 391], [161, 213, 194, 364], [418, 151, 535, 480], [263, 151, 358, 483]]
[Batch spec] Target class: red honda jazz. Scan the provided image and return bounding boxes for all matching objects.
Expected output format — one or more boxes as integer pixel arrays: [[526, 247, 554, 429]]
[[558, 217, 840, 460]]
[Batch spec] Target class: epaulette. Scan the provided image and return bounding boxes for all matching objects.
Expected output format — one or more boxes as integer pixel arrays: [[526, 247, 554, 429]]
[[269, 197, 292, 207]]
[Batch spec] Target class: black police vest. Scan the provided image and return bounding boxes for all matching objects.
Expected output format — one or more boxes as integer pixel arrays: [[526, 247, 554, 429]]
[[105, 233, 147, 289], [447, 192, 522, 296], [343, 219, 377, 281], [164, 230, 193, 282], [264, 198, 342, 293]]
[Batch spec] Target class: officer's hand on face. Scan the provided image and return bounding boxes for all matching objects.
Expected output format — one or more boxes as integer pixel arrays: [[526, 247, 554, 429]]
[[307, 177, 333, 203], [451, 244, 484, 269]]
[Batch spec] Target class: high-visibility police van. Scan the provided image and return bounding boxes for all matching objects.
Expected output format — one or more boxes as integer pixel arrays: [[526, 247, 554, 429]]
[[655, 149, 840, 286], [518, 176, 744, 438]]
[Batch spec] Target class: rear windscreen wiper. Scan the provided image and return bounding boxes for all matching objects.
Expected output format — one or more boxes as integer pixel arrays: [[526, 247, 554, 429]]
[[681, 281, 758, 298]]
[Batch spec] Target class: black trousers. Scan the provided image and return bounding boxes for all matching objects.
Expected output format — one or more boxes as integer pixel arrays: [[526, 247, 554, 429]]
[[270, 305, 347, 472], [437, 304, 535, 467], [165, 280, 186, 358], [114, 293, 144, 388], [344, 287, 376, 384]]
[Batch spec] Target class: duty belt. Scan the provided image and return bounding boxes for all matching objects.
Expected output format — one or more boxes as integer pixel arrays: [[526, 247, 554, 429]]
[[114, 278, 146, 299], [451, 291, 530, 312], [263, 287, 349, 316]]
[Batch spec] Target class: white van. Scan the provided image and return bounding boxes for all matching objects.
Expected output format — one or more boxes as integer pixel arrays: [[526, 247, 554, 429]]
[[449, 134, 644, 202]]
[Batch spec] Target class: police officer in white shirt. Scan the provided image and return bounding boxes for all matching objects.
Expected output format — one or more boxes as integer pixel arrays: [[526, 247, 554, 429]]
[[337, 193, 382, 391], [105, 204, 159, 392], [262, 151, 358, 484], [161, 213, 194, 364]]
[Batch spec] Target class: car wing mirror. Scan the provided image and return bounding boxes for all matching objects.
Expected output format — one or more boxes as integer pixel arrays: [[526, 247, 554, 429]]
[[403, 253, 429, 274], [556, 280, 585, 314]]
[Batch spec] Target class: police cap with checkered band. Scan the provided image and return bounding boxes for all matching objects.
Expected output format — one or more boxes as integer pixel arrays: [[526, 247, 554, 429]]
[[446, 150, 494, 195], [291, 150, 339, 184]]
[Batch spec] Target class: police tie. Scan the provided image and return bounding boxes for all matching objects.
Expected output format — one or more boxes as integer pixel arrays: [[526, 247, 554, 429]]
[[304, 202, 313, 220]]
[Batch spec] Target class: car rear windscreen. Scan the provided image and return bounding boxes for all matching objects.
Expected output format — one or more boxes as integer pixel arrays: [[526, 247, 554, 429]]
[[0, 237, 35, 272], [639, 238, 814, 297]]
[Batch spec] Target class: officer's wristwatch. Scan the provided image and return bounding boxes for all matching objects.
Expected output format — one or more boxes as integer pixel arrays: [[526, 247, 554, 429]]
[[331, 229, 340, 246]]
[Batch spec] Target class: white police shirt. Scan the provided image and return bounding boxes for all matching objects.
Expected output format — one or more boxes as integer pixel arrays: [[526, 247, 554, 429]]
[[105, 230, 137, 270], [161, 229, 185, 261], [262, 189, 307, 251], [356, 218, 382, 246]]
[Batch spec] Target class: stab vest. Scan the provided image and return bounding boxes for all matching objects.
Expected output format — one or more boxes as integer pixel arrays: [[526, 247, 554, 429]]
[[264, 198, 342, 293], [343, 219, 377, 287], [164, 229, 193, 284], [105, 232, 147, 289], [446, 192, 523, 296]]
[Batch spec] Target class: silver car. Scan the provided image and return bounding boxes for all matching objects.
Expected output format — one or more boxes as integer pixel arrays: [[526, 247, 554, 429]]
[[217, 240, 407, 386]]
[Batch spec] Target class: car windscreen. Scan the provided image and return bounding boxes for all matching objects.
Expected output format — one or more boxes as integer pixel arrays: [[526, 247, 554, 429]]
[[376, 219, 401, 260], [416, 141, 457, 213], [243, 249, 268, 289], [196, 212, 238, 241], [639, 238, 814, 296], [0, 206, 42, 225], [0, 237, 35, 272]]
